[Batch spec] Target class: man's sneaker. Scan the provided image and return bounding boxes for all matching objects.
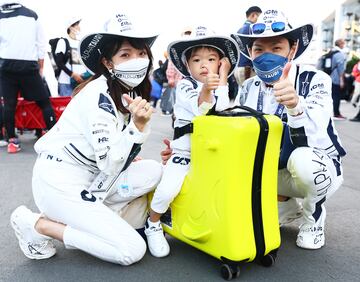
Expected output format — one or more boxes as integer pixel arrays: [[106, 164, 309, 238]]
[[278, 198, 303, 226], [296, 208, 326, 250], [144, 218, 170, 258], [10, 205, 56, 259], [7, 138, 21, 153]]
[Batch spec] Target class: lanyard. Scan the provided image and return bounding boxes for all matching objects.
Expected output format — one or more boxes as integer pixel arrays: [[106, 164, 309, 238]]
[[256, 85, 285, 118]]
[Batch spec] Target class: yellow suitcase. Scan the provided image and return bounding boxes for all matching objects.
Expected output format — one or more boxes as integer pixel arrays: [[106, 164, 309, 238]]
[[160, 107, 283, 279]]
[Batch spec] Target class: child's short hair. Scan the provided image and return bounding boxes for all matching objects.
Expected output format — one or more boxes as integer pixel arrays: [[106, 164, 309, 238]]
[[185, 46, 224, 63]]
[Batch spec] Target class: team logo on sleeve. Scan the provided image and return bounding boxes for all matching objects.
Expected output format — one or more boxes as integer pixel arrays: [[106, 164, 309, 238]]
[[98, 93, 116, 117], [298, 71, 316, 98]]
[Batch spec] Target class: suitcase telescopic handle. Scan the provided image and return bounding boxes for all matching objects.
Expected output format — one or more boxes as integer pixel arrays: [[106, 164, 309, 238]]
[[209, 105, 264, 117]]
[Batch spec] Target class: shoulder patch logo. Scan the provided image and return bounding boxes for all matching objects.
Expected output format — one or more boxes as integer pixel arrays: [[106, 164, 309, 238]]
[[98, 93, 116, 117]]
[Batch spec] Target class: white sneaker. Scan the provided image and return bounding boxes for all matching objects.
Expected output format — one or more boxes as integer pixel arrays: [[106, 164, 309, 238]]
[[144, 218, 170, 258], [278, 198, 303, 226], [10, 205, 56, 259], [296, 208, 326, 250], [0, 139, 8, 147]]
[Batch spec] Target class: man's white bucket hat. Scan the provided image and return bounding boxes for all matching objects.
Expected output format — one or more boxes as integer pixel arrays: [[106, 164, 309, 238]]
[[231, 9, 313, 60], [79, 13, 158, 74]]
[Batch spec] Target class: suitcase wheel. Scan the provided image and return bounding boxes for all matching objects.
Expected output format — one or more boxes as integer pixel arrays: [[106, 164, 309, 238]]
[[220, 264, 240, 280], [258, 252, 276, 267]]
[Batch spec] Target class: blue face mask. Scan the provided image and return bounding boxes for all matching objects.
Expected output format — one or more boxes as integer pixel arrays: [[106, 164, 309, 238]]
[[252, 53, 288, 84]]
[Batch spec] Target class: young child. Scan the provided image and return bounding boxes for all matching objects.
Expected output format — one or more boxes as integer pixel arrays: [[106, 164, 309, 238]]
[[145, 26, 239, 257]]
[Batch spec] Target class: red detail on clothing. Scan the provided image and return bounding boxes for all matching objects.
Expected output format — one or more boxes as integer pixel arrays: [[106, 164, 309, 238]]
[[352, 62, 360, 83]]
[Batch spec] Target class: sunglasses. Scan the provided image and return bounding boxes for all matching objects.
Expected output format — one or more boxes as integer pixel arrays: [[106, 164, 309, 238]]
[[251, 22, 286, 35]]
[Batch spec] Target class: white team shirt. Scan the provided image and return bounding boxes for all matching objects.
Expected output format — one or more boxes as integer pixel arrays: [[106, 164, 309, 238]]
[[171, 77, 230, 152], [0, 5, 46, 61], [236, 64, 346, 159], [35, 75, 149, 176]]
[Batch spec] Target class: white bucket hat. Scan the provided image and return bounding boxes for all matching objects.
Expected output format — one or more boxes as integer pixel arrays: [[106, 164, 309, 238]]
[[231, 9, 313, 60], [0, 1, 22, 10], [0, 1, 21, 5], [79, 13, 158, 74], [167, 25, 240, 77], [66, 16, 81, 29]]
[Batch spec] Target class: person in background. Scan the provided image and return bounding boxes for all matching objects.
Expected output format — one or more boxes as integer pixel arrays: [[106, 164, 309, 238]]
[[149, 61, 162, 109], [163, 26, 193, 124], [150, 59, 167, 109], [0, 1, 56, 153], [0, 99, 6, 146], [232, 9, 345, 250], [233, 5, 262, 86], [166, 27, 192, 97], [165, 59, 183, 124], [330, 39, 347, 120], [53, 16, 88, 96], [350, 59, 360, 122]]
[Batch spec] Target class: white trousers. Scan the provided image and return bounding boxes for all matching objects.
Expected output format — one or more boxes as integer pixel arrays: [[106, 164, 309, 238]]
[[32, 156, 162, 265], [278, 147, 343, 224], [151, 152, 190, 214]]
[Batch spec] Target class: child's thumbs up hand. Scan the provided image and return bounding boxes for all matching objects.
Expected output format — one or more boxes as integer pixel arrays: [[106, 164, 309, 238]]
[[203, 66, 220, 92]]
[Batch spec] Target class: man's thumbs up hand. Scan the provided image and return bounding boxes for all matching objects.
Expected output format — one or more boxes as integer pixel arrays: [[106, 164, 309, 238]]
[[273, 62, 299, 109], [279, 62, 291, 81]]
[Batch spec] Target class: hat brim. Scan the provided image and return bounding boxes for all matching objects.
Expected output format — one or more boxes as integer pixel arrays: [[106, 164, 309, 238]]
[[167, 36, 239, 77], [68, 18, 82, 28], [79, 32, 158, 74], [231, 24, 313, 61]]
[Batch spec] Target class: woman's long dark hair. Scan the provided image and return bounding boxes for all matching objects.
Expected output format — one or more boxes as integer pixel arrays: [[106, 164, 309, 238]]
[[74, 37, 153, 114]]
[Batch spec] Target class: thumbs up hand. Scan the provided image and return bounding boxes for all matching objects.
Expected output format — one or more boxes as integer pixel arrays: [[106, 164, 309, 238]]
[[203, 67, 220, 93], [199, 66, 220, 105], [160, 138, 172, 165], [273, 62, 299, 109]]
